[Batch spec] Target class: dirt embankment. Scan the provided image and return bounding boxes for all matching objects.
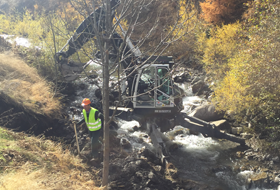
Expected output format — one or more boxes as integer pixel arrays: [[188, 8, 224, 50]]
[[0, 48, 75, 139], [0, 91, 69, 137]]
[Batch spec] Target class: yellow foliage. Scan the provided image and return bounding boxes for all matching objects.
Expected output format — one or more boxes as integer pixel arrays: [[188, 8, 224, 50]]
[[167, 0, 204, 61], [201, 22, 241, 81], [169, 0, 197, 41], [204, 0, 280, 121], [213, 62, 257, 117], [11, 11, 44, 41], [0, 15, 10, 33]]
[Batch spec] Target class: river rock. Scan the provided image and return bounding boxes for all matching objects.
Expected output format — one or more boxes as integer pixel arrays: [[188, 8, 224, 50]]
[[154, 165, 164, 174], [192, 80, 205, 93], [274, 174, 280, 183], [189, 104, 225, 122], [192, 80, 211, 96], [107, 154, 177, 190], [168, 143, 179, 152], [272, 156, 280, 163], [88, 74, 98, 79], [120, 138, 132, 149], [174, 73, 191, 83], [95, 88, 102, 99], [250, 171, 267, 186]]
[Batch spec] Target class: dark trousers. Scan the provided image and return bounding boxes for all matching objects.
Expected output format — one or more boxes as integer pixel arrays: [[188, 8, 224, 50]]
[[89, 129, 102, 157]]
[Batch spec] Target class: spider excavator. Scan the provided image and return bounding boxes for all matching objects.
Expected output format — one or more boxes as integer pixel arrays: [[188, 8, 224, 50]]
[[55, 0, 245, 161]]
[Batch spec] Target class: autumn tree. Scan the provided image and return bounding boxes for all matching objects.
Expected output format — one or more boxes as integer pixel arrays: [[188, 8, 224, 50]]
[[200, 0, 280, 143], [200, 0, 248, 25], [199, 22, 242, 82], [166, 0, 203, 64]]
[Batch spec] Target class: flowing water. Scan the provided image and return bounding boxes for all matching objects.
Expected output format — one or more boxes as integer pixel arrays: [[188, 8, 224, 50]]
[[110, 84, 274, 190], [114, 118, 275, 190]]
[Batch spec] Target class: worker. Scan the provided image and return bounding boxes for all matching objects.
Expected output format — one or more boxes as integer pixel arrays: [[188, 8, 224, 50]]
[[78, 98, 103, 158]]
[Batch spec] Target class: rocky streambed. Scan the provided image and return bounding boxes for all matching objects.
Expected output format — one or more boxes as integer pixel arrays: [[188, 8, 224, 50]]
[[70, 118, 280, 190]]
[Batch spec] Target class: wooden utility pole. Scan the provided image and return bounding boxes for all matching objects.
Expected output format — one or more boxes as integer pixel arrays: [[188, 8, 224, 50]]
[[102, 0, 112, 187]]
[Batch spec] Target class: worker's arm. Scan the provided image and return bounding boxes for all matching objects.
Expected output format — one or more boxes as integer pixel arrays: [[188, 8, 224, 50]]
[[95, 111, 104, 120]]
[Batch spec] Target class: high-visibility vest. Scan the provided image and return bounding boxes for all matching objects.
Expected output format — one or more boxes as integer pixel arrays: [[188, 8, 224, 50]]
[[83, 107, 101, 131]]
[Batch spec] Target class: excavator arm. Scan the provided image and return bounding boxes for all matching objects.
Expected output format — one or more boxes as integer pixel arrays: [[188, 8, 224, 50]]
[[56, 0, 120, 59], [55, 0, 133, 81]]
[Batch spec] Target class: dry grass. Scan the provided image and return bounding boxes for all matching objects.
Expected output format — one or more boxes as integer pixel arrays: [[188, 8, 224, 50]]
[[0, 128, 103, 190], [0, 165, 103, 190], [0, 53, 61, 116]]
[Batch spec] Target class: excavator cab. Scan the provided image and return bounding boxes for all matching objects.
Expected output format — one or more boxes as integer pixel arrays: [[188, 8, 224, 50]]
[[129, 56, 181, 117], [133, 64, 173, 108]]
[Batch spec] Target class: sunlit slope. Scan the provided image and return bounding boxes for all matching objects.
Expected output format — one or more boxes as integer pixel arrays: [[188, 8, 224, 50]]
[[0, 128, 103, 190], [0, 53, 61, 116]]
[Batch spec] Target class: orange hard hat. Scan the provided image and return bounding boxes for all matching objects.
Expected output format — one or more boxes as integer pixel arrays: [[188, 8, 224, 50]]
[[81, 98, 91, 106]]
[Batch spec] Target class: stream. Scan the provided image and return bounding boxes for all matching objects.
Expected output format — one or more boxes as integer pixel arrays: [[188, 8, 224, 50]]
[[67, 70, 276, 190]]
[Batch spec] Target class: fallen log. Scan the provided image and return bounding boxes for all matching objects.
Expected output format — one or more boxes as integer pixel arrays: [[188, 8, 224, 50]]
[[175, 112, 246, 145]]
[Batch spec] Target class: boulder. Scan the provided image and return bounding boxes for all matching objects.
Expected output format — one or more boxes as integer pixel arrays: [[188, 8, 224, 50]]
[[274, 174, 280, 183], [250, 172, 267, 186], [173, 73, 191, 83], [174, 75, 184, 83], [189, 104, 225, 122], [121, 138, 132, 149], [192, 80, 206, 94], [272, 156, 280, 163]]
